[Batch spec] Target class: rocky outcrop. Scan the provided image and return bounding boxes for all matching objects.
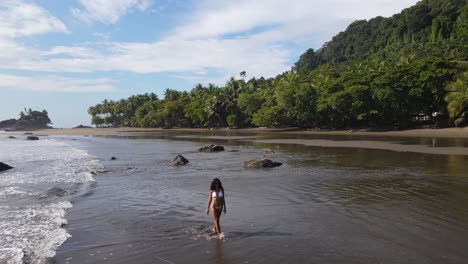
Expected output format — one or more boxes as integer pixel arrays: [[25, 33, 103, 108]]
[[243, 159, 282, 168], [263, 149, 275, 154], [0, 119, 17, 130], [8, 136, 15, 139], [110, 157, 117, 160], [198, 145, 225, 152], [73, 125, 92, 128], [170, 155, 189, 166], [26, 136, 39, 140], [0, 162, 13, 172]]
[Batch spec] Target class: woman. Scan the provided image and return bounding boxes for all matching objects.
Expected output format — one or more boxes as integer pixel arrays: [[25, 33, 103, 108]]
[[206, 178, 227, 239]]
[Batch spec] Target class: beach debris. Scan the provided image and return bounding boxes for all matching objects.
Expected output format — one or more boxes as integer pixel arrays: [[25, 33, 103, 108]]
[[26, 136, 39, 140], [263, 149, 275, 154], [198, 144, 225, 152], [170, 155, 189, 166], [243, 159, 282, 168], [8, 136, 16, 139], [110, 157, 117, 160], [0, 162, 13, 172]]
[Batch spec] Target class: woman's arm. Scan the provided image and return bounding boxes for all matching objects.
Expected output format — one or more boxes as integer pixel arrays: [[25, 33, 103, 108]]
[[223, 189, 227, 214], [206, 191, 212, 215]]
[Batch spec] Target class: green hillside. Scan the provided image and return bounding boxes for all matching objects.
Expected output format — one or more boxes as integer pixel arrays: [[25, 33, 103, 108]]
[[295, 0, 467, 72]]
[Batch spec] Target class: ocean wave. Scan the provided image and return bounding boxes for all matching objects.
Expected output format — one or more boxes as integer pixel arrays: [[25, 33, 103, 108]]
[[0, 138, 103, 263], [0, 201, 72, 264]]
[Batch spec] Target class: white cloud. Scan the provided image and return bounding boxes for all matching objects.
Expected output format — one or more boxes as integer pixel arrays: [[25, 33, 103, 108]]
[[0, 74, 116, 93], [0, 0, 420, 90], [0, 0, 68, 38], [71, 0, 153, 24]]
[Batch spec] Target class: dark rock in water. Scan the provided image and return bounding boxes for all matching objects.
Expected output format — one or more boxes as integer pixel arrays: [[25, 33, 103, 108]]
[[73, 124, 92, 129], [47, 187, 66, 197], [243, 159, 282, 168], [110, 157, 117, 160], [26, 136, 39, 140], [263, 149, 275, 154], [170, 154, 189, 166], [8, 136, 16, 139], [0, 162, 13, 172], [198, 144, 225, 152]]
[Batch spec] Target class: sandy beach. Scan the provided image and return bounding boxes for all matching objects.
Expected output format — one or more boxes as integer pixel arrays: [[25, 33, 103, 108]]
[[5, 126, 468, 138], [4, 127, 467, 156]]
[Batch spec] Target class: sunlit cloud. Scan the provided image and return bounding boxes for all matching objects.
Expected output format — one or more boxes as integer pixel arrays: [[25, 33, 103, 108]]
[[71, 0, 153, 24], [0, 0, 419, 87], [0, 0, 68, 38], [0, 74, 116, 93]]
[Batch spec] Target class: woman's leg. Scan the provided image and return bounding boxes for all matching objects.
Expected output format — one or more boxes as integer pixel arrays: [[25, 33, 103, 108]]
[[211, 207, 221, 235], [211, 207, 223, 237]]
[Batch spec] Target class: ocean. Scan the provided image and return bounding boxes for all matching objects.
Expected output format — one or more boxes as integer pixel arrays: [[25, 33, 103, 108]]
[[1, 132, 467, 264], [0, 136, 101, 263]]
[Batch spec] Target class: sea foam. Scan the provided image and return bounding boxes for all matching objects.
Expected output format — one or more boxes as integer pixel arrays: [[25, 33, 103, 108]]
[[0, 137, 102, 263]]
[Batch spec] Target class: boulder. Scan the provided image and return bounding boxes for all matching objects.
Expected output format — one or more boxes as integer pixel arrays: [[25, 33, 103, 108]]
[[0, 162, 13, 172], [110, 157, 117, 160], [26, 136, 39, 140], [243, 159, 282, 168], [47, 187, 66, 197], [8, 136, 16, 139], [263, 149, 275, 154], [198, 144, 225, 152], [170, 155, 189, 166]]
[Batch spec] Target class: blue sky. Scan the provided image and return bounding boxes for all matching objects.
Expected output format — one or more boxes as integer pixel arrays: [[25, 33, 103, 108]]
[[0, 0, 418, 128]]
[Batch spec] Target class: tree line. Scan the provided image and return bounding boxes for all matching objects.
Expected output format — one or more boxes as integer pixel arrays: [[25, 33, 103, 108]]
[[88, 0, 467, 129]]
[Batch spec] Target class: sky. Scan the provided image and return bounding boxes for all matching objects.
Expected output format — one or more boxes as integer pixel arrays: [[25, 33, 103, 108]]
[[0, 0, 419, 128]]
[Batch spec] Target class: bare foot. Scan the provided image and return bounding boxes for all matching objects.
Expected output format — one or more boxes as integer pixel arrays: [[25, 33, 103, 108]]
[[217, 233, 223, 239]]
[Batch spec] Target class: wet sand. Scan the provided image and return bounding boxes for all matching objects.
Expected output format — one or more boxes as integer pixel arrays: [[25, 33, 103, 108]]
[[249, 139, 468, 156], [4, 127, 468, 138], [4, 127, 467, 156]]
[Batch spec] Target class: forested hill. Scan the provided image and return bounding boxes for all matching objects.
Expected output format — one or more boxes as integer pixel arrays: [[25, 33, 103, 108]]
[[294, 0, 467, 72], [88, 0, 468, 129], [0, 109, 52, 131]]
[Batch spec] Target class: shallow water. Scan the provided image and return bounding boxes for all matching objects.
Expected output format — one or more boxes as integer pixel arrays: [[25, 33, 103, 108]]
[[42, 133, 468, 264], [0, 137, 101, 264]]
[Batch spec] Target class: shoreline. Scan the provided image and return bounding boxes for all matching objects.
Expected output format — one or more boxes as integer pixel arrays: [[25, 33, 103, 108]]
[[3, 127, 468, 138], [2, 127, 467, 156]]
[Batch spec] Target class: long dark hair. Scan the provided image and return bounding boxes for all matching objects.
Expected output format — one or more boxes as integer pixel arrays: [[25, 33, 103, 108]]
[[210, 178, 224, 191]]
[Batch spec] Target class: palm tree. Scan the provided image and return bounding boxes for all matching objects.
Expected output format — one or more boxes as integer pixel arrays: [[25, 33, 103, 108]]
[[239, 71, 246, 79], [445, 72, 468, 119]]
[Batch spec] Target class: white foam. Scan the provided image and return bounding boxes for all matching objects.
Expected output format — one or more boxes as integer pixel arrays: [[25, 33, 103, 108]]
[[0, 248, 24, 264], [0, 187, 27, 197], [0, 139, 102, 185], [0, 201, 72, 263], [0, 138, 102, 263]]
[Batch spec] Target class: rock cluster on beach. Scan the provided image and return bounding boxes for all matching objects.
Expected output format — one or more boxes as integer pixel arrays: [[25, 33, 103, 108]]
[[0, 162, 13, 172], [243, 159, 282, 168], [167, 144, 283, 169], [26, 136, 39, 140], [198, 144, 225, 152], [170, 155, 189, 166]]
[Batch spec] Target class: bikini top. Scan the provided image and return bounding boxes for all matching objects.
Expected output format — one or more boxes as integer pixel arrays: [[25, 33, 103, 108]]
[[212, 190, 223, 198]]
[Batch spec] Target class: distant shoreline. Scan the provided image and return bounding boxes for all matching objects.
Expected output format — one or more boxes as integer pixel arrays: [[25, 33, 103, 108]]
[[3, 126, 468, 138]]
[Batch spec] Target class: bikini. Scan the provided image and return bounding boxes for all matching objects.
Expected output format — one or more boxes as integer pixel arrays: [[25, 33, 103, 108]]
[[212, 190, 224, 210]]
